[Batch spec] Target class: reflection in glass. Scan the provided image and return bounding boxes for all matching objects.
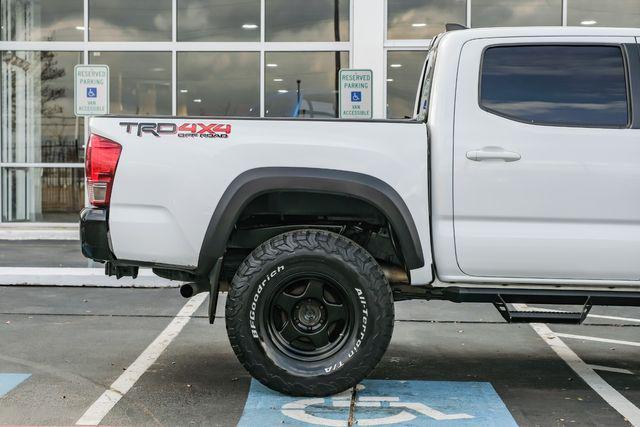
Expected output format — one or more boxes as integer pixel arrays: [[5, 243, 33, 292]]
[[1, 167, 84, 222], [387, 0, 466, 39], [568, 0, 640, 27], [91, 51, 172, 116], [1, 51, 84, 163], [266, 0, 349, 41], [178, 0, 260, 41], [1, 0, 83, 41], [386, 50, 427, 119], [89, 0, 171, 41], [480, 45, 628, 127], [264, 52, 349, 118], [177, 52, 259, 116], [471, 0, 561, 27]]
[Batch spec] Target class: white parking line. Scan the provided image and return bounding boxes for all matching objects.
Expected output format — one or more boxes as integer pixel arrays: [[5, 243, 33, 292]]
[[529, 323, 640, 426], [554, 332, 640, 348], [0, 267, 177, 287], [589, 365, 634, 375], [520, 305, 640, 324], [589, 314, 640, 324], [76, 293, 207, 426]]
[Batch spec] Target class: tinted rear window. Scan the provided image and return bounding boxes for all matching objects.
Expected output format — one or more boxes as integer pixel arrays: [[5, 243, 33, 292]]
[[480, 45, 628, 127]]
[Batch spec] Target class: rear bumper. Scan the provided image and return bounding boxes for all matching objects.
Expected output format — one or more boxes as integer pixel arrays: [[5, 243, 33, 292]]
[[79, 207, 113, 262]]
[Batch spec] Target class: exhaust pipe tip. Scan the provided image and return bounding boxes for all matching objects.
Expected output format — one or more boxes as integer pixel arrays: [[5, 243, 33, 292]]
[[180, 281, 210, 298], [180, 283, 195, 298]]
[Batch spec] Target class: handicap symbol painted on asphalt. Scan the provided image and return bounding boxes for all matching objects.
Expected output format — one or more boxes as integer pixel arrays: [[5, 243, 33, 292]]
[[351, 91, 362, 102], [86, 87, 97, 98], [238, 379, 517, 426], [0, 373, 30, 398]]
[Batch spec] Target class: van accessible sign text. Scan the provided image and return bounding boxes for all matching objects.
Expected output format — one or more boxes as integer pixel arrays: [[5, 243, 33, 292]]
[[339, 69, 372, 119], [74, 65, 109, 116]]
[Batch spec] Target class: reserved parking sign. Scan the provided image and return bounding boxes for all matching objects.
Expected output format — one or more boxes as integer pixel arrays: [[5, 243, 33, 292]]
[[74, 64, 109, 116], [339, 69, 372, 119]]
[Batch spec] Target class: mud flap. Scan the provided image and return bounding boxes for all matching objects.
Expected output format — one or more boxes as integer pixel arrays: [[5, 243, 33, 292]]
[[208, 257, 224, 324]]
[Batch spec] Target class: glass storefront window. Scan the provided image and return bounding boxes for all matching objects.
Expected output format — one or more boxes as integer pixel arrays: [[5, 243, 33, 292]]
[[264, 51, 349, 118], [387, 0, 466, 39], [178, 0, 260, 41], [89, 0, 172, 41], [1, 0, 83, 41], [1, 51, 84, 163], [471, 0, 562, 27], [1, 167, 84, 222], [266, 0, 350, 42], [91, 51, 172, 116], [386, 50, 427, 119], [177, 52, 260, 116], [567, 0, 640, 27]]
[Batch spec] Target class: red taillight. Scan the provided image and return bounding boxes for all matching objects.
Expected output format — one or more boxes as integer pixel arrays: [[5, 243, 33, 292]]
[[85, 134, 122, 207]]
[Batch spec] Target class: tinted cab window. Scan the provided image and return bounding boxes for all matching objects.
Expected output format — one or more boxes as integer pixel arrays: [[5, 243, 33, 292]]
[[480, 45, 628, 127]]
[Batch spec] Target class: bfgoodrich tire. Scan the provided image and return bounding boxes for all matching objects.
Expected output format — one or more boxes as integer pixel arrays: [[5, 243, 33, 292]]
[[225, 229, 395, 396]]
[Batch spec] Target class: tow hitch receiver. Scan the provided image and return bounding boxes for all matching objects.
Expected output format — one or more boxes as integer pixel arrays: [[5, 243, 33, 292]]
[[105, 262, 139, 279]]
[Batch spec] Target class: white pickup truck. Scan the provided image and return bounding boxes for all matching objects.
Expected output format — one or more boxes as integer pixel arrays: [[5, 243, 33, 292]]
[[80, 26, 640, 396]]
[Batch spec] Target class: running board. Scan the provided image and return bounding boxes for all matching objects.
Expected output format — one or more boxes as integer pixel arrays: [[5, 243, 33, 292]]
[[393, 286, 640, 324]]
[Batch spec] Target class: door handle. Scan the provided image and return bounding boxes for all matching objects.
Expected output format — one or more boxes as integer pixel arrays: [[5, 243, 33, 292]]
[[466, 147, 521, 162]]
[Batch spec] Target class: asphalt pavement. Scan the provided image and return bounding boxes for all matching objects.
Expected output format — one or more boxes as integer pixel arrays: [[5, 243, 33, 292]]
[[1, 285, 638, 426]]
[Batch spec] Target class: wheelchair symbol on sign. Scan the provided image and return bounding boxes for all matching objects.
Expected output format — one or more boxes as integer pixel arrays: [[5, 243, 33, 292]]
[[280, 384, 473, 426], [87, 87, 97, 98], [351, 91, 362, 102]]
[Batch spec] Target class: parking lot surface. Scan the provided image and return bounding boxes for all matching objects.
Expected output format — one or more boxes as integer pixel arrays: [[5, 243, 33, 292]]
[[0, 285, 638, 426]]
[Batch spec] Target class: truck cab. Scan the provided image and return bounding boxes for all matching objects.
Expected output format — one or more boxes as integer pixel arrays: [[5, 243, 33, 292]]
[[425, 27, 640, 288]]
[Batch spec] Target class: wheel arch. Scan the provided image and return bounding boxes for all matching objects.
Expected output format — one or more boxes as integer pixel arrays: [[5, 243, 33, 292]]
[[196, 167, 424, 277]]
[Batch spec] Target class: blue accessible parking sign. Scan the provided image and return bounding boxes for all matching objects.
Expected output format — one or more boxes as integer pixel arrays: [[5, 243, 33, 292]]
[[86, 87, 97, 98], [238, 379, 517, 426], [339, 69, 372, 119]]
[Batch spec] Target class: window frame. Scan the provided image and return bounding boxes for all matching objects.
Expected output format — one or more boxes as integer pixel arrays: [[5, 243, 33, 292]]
[[0, 0, 354, 225], [477, 42, 633, 129], [414, 34, 442, 120]]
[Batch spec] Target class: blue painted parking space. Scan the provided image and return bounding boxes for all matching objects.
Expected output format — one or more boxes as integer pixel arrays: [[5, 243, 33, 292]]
[[238, 379, 517, 426], [0, 373, 30, 398]]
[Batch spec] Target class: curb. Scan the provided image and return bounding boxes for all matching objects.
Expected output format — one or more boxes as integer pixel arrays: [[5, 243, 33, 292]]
[[0, 268, 179, 287], [0, 229, 79, 240]]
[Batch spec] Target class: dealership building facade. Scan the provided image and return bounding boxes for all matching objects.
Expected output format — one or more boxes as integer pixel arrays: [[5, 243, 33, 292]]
[[1, 0, 639, 228]]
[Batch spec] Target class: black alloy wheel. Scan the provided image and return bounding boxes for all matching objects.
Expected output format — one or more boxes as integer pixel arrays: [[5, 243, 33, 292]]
[[226, 229, 395, 396], [266, 275, 353, 361]]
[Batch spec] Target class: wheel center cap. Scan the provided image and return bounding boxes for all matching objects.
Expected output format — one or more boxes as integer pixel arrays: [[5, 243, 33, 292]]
[[296, 299, 323, 327]]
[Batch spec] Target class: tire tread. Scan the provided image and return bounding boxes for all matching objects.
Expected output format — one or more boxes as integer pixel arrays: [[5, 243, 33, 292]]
[[225, 229, 394, 396]]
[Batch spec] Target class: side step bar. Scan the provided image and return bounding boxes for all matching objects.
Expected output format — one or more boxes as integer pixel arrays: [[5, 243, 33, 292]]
[[393, 286, 640, 324], [439, 287, 640, 306], [492, 298, 590, 324]]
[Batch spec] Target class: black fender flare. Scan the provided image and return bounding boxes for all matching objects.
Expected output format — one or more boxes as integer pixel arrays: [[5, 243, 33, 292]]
[[196, 167, 425, 276]]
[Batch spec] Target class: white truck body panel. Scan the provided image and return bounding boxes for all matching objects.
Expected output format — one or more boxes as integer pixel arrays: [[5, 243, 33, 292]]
[[454, 35, 640, 281], [87, 26, 640, 290], [90, 118, 434, 283]]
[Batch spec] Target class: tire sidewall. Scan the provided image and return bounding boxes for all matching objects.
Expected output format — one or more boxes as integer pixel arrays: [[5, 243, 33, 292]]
[[236, 249, 378, 380]]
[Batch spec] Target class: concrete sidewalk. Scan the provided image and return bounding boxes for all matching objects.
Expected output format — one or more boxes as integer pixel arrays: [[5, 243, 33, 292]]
[[0, 240, 175, 287]]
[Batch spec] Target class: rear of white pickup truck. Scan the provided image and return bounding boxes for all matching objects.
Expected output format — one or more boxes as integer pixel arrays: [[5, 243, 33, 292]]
[[82, 116, 431, 278], [80, 117, 431, 396]]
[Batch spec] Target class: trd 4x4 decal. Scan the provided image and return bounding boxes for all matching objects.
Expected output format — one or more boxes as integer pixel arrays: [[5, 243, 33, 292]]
[[119, 122, 232, 138]]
